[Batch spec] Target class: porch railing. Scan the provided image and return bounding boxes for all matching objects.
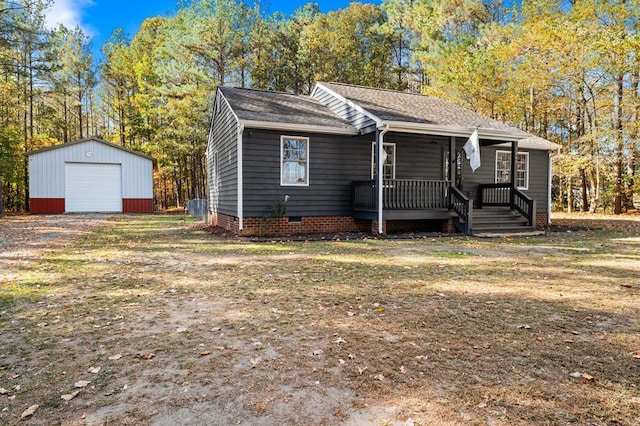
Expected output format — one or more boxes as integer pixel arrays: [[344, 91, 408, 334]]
[[449, 186, 472, 235], [353, 179, 450, 211], [477, 183, 536, 226]]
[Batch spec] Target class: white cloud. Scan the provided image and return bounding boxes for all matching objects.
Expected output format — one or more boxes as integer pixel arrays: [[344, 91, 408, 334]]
[[44, 0, 95, 35]]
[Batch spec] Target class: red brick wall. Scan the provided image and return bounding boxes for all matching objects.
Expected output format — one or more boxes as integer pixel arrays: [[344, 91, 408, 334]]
[[29, 198, 65, 213], [240, 215, 369, 237], [535, 212, 548, 228], [212, 213, 458, 237], [210, 212, 240, 234], [123, 198, 153, 213]]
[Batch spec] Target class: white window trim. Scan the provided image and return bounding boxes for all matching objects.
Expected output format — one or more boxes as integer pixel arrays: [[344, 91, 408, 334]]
[[371, 142, 396, 180], [495, 150, 529, 190], [280, 135, 310, 186]]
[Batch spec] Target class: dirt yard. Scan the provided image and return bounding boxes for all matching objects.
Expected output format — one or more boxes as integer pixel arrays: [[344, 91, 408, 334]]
[[0, 213, 639, 425]]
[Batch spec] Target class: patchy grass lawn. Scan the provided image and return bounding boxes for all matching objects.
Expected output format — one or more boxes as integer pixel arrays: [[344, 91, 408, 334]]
[[1, 214, 639, 425]]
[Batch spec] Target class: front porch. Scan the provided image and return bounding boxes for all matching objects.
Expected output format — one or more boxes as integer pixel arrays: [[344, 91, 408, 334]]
[[352, 179, 536, 235]]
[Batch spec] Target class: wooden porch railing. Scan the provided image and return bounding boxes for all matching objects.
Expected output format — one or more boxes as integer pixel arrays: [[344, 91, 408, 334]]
[[448, 186, 472, 235], [353, 179, 450, 211], [477, 183, 536, 226]]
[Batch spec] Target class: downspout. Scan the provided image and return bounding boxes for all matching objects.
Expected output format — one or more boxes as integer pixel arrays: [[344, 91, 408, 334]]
[[548, 149, 559, 225], [237, 122, 245, 231], [377, 124, 390, 234]]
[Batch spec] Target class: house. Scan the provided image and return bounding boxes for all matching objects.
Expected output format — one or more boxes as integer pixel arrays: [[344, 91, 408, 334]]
[[206, 82, 561, 236], [26, 137, 155, 213]]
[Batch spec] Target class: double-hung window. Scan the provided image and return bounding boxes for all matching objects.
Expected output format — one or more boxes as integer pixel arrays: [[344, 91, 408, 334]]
[[495, 150, 529, 190], [371, 142, 396, 180], [281, 136, 309, 186]]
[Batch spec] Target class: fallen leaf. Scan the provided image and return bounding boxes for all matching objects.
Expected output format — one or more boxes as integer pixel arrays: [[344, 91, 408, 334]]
[[61, 390, 81, 401], [376, 307, 385, 313], [581, 373, 594, 381], [139, 353, 155, 360], [199, 350, 211, 357], [21, 405, 39, 419], [88, 367, 101, 374], [108, 354, 122, 361], [74, 380, 91, 388]]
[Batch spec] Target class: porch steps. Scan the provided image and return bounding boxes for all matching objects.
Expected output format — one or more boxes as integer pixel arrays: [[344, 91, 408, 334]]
[[470, 207, 535, 235]]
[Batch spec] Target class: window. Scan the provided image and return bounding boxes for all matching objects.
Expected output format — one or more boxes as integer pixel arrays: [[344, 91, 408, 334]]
[[281, 136, 309, 186], [371, 142, 396, 180], [495, 150, 529, 190]]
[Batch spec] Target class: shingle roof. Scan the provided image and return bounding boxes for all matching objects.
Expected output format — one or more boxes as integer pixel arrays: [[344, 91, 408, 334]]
[[318, 82, 531, 138], [219, 86, 357, 133]]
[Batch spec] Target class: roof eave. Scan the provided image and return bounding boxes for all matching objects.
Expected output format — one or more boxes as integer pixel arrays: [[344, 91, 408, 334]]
[[241, 120, 358, 136], [382, 121, 527, 143]]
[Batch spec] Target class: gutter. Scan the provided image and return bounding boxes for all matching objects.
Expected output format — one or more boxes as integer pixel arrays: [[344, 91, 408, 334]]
[[241, 120, 357, 136], [237, 122, 245, 231], [382, 121, 527, 143]]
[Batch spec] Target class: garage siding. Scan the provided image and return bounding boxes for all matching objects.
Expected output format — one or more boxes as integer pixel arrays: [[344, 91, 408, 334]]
[[27, 138, 154, 213]]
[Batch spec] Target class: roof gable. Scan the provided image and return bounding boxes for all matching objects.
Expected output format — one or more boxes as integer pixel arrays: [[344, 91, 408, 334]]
[[314, 82, 536, 142], [25, 137, 155, 161]]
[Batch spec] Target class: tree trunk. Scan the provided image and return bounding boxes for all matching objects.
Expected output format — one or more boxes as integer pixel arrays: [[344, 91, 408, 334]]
[[580, 168, 588, 212], [567, 176, 573, 213], [0, 180, 5, 217], [613, 72, 624, 214]]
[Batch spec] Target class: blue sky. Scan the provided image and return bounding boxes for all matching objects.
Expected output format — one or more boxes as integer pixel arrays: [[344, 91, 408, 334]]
[[45, 0, 381, 60]]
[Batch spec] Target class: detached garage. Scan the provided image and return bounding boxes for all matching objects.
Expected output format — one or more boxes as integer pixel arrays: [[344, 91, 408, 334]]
[[26, 137, 154, 213]]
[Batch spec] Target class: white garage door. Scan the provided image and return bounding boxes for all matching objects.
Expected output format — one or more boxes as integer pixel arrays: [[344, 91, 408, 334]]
[[65, 163, 122, 212]]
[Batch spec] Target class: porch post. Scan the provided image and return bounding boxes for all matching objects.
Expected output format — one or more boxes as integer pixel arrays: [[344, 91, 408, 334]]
[[449, 136, 456, 188], [376, 128, 384, 234], [510, 140, 518, 207]]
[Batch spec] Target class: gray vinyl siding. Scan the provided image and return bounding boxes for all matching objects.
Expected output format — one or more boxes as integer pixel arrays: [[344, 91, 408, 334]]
[[312, 85, 377, 131], [242, 130, 454, 217], [386, 133, 450, 180], [460, 142, 550, 213], [208, 92, 239, 216], [243, 130, 371, 217]]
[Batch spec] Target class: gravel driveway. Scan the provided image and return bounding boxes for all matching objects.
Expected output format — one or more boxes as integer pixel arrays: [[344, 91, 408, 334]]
[[0, 214, 114, 255]]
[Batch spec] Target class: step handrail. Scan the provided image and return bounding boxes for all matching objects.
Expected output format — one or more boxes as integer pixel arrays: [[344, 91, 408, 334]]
[[449, 186, 472, 235]]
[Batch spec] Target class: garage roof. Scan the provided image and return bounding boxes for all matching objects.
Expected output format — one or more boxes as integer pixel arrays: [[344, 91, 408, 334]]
[[25, 137, 155, 162]]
